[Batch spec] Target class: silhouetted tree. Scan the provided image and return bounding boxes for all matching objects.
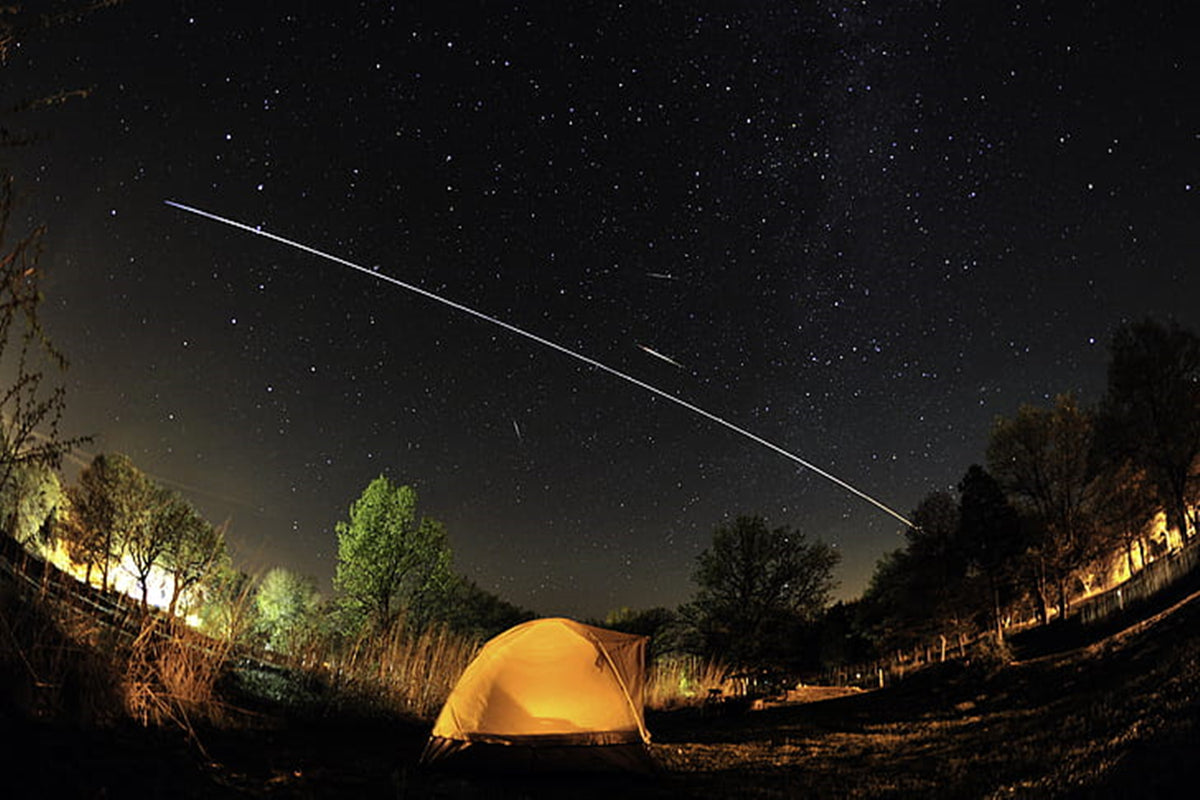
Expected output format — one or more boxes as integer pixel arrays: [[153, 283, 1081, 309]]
[[439, 575, 533, 640], [958, 465, 1024, 638], [604, 605, 685, 659], [905, 491, 972, 658], [987, 394, 1102, 619], [687, 515, 839, 672], [857, 547, 922, 656], [1098, 318, 1200, 542]]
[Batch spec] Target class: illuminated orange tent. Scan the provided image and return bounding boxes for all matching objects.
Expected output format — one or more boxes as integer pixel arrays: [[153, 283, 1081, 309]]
[[420, 617, 654, 772]]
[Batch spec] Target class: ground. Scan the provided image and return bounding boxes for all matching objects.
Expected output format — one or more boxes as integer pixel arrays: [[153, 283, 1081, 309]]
[[4, 590, 1199, 799]]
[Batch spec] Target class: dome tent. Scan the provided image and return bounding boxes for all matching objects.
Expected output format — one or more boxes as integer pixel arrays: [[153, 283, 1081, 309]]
[[420, 617, 655, 772]]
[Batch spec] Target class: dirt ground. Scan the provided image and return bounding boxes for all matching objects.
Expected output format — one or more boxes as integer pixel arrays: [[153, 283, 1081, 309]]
[[5, 592, 1199, 799]]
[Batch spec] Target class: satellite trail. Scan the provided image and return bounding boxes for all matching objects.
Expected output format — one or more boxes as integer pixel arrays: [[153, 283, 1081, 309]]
[[638, 343, 686, 370], [165, 200, 916, 528]]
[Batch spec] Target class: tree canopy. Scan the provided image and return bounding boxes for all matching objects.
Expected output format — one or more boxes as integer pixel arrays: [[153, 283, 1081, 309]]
[[688, 515, 839, 671], [1098, 317, 1200, 541], [334, 475, 453, 631]]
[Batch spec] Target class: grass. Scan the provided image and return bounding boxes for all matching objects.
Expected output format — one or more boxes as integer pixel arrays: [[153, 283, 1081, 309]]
[[305, 617, 481, 720], [6, 536, 1200, 797], [646, 655, 733, 710]]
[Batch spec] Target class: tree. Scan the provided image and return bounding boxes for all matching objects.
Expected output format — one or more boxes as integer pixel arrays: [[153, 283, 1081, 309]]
[[162, 514, 226, 619], [0, 173, 87, 503], [1098, 318, 1200, 542], [255, 567, 323, 654], [687, 515, 839, 672], [987, 394, 1102, 619], [334, 476, 453, 631], [904, 491, 972, 658], [0, 461, 63, 549], [958, 465, 1025, 638], [856, 491, 975, 662], [195, 562, 255, 643], [64, 452, 153, 589], [1090, 461, 1157, 581], [439, 575, 532, 640], [123, 483, 187, 611], [1, 8, 94, 507]]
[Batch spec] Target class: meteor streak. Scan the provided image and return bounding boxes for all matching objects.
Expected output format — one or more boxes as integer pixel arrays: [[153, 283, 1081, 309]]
[[638, 343, 687, 370], [165, 200, 916, 529]]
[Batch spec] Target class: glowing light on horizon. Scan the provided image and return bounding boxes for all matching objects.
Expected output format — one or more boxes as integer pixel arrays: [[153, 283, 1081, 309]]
[[165, 199, 916, 529]]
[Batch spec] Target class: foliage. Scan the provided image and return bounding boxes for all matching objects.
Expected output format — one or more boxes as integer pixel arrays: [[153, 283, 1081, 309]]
[[161, 512, 226, 619], [63, 453, 149, 589], [0, 177, 87, 505], [687, 515, 839, 671], [987, 394, 1103, 618], [0, 461, 62, 547], [604, 605, 689, 659], [334, 475, 453, 632], [816, 600, 875, 672], [254, 567, 323, 655], [438, 575, 532, 640], [958, 465, 1025, 636], [646, 655, 733, 710], [193, 562, 255, 643], [1098, 317, 1200, 541]]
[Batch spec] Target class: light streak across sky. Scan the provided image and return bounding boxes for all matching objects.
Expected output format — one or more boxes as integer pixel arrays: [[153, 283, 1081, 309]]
[[164, 199, 916, 529]]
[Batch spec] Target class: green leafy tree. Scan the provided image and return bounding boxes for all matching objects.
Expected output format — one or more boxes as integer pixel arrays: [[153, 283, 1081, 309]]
[[162, 514, 226, 619], [0, 462, 63, 549], [1098, 318, 1200, 542], [195, 562, 255, 643], [255, 567, 323, 654], [687, 515, 839, 672], [334, 475, 453, 631]]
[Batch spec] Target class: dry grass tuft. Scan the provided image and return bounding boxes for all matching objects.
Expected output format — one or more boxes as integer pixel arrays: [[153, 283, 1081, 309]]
[[647, 655, 734, 710], [308, 617, 481, 719], [121, 616, 235, 731]]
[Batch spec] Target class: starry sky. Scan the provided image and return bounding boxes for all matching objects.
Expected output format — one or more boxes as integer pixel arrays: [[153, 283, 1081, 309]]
[[4, 1, 1197, 619]]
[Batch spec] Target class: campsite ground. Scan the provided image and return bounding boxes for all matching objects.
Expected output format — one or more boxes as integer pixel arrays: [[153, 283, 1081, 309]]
[[5, 591, 1200, 798]]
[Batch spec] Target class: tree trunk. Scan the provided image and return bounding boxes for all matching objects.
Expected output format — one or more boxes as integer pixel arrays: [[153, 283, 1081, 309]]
[[939, 634, 947, 662]]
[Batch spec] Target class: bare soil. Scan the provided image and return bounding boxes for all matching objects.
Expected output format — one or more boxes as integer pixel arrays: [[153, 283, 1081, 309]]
[[5, 591, 1199, 799]]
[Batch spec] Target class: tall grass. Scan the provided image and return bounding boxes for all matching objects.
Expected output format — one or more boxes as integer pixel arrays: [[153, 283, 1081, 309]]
[[310, 617, 480, 719], [0, 581, 123, 725], [646, 655, 733, 710], [121, 616, 237, 732]]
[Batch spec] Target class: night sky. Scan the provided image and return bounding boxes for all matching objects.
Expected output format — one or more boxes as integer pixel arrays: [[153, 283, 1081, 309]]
[[5, 2, 1197, 618]]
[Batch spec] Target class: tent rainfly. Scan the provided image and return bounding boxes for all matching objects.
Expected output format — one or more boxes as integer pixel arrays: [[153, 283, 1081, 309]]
[[420, 617, 655, 772]]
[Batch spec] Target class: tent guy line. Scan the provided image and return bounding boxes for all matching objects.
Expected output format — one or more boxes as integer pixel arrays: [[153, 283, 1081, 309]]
[[163, 199, 917, 530]]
